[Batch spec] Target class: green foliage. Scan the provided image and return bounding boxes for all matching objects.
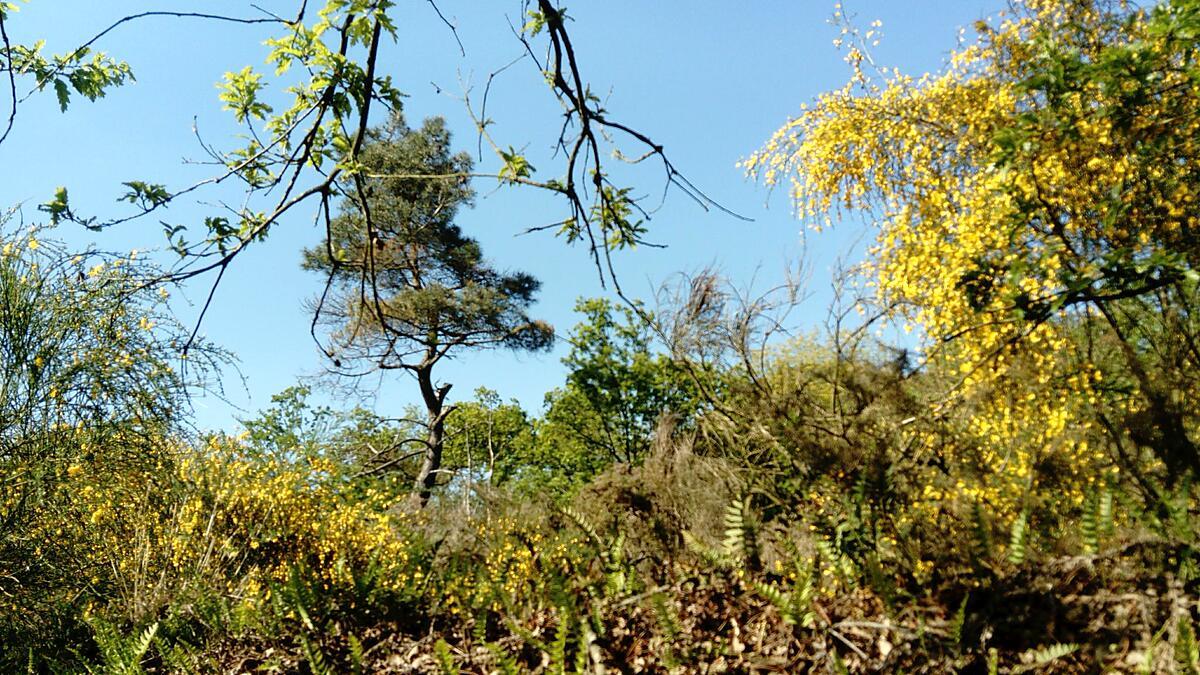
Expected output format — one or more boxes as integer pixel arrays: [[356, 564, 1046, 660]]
[[240, 386, 339, 462], [84, 619, 158, 675], [217, 66, 273, 123], [434, 638, 459, 675], [118, 181, 171, 210], [444, 387, 536, 486], [1080, 481, 1115, 556], [1007, 510, 1029, 566], [1179, 616, 1200, 675], [302, 112, 552, 359], [486, 642, 521, 675], [302, 110, 552, 502], [753, 568, 815, 629], [5, 38, 133, 113], [521, 298, 700, 494], [971, 501, 994, 566], [727, 496, 752, 551], [949, 595, 969, 650], [1012, 643, 1078, 673]]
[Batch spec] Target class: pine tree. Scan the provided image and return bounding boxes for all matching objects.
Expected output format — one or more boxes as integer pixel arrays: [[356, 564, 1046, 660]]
[[303, 112, 553, 505]]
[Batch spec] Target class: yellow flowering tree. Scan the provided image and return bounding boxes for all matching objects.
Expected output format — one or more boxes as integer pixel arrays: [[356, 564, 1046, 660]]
[[746, 0, 1200, 528]]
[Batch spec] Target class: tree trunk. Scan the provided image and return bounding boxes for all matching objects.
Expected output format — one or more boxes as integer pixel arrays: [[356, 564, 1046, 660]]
[[412, 364, 451, 507]]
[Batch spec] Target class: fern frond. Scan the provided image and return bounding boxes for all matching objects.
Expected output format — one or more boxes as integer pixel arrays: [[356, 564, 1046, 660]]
[[487, 642, 521, 675], [284, 567, 316, 631], [347, 634, 366, 675], [950, 595, 968, 648], [433, 638, 459, 675], [723, 497, 748, 560], [970, 501, 992, 563], [1176, 616, 1200, 675], [575, 629, 592, 673], [1081, 491, 1100, 555], [650, 592, 681, 640], [129, 622, 158, 671], [754, 580, 796, 624], [683, 529, 733, 569], [605, 530, 629, 595], [1143, 619, 1172, 675], [1099, 479, 1115, 538], [560, 505, 603, 550], [1007, 510, 1029, 566], [549, 607, 570, 675], [299, 633, 334, 675], [1013, 642, 1078, 672], [814, 536, 856, 583]]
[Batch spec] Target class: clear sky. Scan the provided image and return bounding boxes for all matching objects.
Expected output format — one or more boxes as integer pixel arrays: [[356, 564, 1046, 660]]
[[0, 1, 999, 430]]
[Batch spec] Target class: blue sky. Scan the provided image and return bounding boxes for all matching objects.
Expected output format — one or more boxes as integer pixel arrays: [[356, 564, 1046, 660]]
[[1, 1, 998, 430]]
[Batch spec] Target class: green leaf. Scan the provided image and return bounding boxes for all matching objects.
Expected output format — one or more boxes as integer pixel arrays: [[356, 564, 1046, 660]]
[[53, 79, 69, 112], [523, 9, 547, 36], [39, 186, 71, 224]]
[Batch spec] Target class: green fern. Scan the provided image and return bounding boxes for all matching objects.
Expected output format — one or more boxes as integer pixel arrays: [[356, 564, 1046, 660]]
[[1013, 643, 1078, 672], [155, 635, 202, 675], [1143, 619, 1172, 675], [605, 529, 629, 595], [548, 607, 571, 675], [1177, 616, 1200, 675], [683, 529, 734, 568], [650, 592, 681, 640], [754, 556, 816, 628], [560, 505, 603, 550], [487, 642, 522, 675], [299, 633, 334, 675], [1007, 510, 1029, 565], [987, 647, 999, 675], [814, 536, 857, 583], [682, 496, 760, 571], [1098, 479, 1115, 537], [648, 592, 682, 667], [575, 629, 593, 674], [970, 501, 992, 564], [433, 638, 459, 675], [1081, 478, 1115, 555], [753, 580, 814, 627], [723, 496, 750, 560], [1081, 490, 1100, 555], [347, 634, 366, 675], [754, 580, 791, 619], [578, 625, 601, 674], [949, 594, 969, 649], [471, 606, 490, 643], [86, 619, 158, 675], [561, 505, 630, 595]]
